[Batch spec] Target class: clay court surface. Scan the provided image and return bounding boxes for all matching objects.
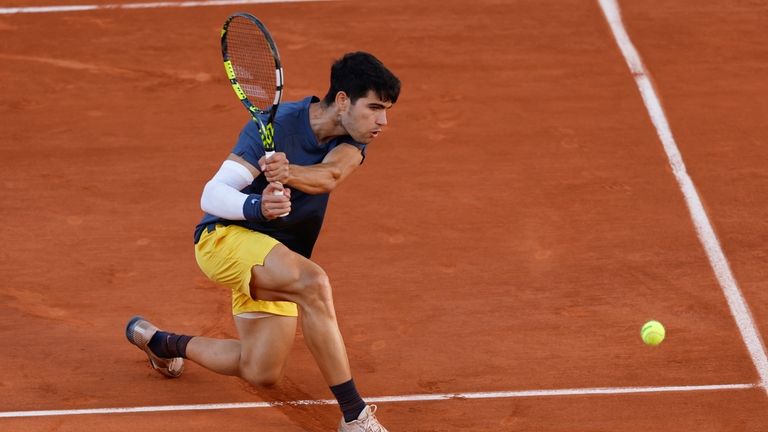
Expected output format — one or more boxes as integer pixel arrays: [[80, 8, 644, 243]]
[[2, 0, 768, 430]]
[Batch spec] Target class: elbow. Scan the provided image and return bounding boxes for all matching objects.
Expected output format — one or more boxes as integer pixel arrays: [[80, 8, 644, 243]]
[[320, 180, 338, 193], [303, 181, 336, 195], [316, 179, 341, 194], [322, 167, 343, 192], [200, 181, 215, 213]]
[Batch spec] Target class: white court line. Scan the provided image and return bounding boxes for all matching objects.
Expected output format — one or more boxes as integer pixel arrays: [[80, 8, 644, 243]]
[[0, 384, 756, 418], [0, 0, 325, 15], [597, 0, 768, 393], [1, 0, 762, 421]]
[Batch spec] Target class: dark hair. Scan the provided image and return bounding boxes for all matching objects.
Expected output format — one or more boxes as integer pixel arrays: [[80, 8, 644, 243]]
[[322, 52, 401, 105]]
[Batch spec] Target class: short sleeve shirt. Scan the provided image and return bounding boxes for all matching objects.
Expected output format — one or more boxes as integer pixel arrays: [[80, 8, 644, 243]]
[[194, 96, 366, 258]]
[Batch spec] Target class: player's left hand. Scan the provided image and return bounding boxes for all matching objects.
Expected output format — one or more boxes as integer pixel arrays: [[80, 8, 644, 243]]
[[261, 182, 291, 219], [259, 152, 290, 184]]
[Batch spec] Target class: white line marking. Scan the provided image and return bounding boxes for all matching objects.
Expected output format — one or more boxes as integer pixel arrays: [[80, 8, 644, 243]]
[[0, 0, 326, 15], [2, 0, 762, 420], [0, 384, 755, 418], [597, 0, 768, 393]]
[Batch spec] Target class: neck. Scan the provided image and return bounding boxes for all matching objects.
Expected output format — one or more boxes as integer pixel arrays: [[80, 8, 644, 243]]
[[310, 101, 347, 144]]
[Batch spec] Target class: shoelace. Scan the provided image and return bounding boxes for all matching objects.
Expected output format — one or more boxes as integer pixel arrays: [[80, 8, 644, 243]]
[[362, 406, 386, 432]]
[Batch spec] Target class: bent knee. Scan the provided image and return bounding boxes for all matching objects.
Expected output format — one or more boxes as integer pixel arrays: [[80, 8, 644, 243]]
[[239, 363, 283, 388], [244, 374, 282, 388], [254, 250, 334, 309], [295, 268, 334, 307]]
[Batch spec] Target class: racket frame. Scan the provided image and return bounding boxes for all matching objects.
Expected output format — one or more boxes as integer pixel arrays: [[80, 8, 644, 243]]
[[221, 12, 284, 156], [220, 12, 288, 214]]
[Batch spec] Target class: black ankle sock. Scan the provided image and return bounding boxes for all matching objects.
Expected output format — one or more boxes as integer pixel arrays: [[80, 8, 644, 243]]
[[148, 331, 193, 359], [330, 379, 366, 423]]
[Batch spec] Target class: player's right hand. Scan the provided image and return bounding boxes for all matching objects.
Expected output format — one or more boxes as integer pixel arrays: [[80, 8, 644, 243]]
[[261, 182, 291, 219], [259, 152, 290, 184]]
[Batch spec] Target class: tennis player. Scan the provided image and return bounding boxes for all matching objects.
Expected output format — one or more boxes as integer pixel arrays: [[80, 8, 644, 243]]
[[126, 52, 400, 432]]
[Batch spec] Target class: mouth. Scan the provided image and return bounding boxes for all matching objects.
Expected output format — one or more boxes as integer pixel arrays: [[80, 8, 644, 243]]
[[370, 130, 381, 138]]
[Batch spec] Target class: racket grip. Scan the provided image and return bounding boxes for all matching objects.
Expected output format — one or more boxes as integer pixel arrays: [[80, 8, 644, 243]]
[[275, 187, 288, 217], [264, 150, 289, 216]]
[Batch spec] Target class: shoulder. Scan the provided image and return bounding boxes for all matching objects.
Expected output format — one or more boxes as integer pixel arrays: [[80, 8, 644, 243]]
[[238, 120, 260, 141], [330, 138, 367, 164], [334, 136, 366, 152], [276, 96, 318, 118]]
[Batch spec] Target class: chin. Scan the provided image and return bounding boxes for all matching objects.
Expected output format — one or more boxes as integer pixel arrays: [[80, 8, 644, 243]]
[[359, 132, 380, 144], [352, 135, 372, 144]]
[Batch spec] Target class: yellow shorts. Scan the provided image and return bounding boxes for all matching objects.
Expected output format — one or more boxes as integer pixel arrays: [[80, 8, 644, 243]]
[[194, 224, 298, 317]]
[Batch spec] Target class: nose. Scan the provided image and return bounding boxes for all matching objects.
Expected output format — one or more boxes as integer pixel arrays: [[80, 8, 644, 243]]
[[376, 110, 388, 126]]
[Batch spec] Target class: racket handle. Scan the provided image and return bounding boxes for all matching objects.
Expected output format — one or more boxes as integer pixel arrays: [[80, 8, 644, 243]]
[[274, 189, 289, 217], [264, 150, 289, 216]]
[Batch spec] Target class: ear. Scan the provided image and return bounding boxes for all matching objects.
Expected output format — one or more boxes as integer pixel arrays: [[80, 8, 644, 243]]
[[334, 91, 350, 112]]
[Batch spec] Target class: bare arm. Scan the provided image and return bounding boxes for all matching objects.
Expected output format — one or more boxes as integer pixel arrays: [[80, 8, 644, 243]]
[[259, 143, 364, 195]]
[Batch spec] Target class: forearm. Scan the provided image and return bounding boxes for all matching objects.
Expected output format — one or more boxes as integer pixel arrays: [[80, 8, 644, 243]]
[[201, 176, 269, 222], [266, 144, 363, 194], [285, 163, 342, 195], [200, 160, 289, 221], [201, 179, 249, 220], [201, 160, 254, 220]]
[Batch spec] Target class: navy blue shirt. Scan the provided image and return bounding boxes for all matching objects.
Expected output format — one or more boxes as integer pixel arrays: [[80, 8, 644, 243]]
[[194, 96, 366, 258]]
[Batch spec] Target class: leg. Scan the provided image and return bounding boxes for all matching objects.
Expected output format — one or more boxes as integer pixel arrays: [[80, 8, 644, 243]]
[[249, 245, 389, 429], [165, 224, 299, 384], [184, 314, 297, 386], [249, 244, 351, 386], [174, 239, 350, 387], [127, 230, 387, 430], [130, 226, 300, 387]]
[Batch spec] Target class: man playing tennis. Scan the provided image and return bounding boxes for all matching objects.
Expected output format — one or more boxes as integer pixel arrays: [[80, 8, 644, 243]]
[[126, 52, 400, 432]]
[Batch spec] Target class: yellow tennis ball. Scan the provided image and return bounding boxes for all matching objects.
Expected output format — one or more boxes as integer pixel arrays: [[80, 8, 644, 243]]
[[641, 320, 665, 346]]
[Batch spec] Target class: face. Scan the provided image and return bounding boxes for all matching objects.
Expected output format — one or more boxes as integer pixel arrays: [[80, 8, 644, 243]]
[[338, 90, 394, 144]]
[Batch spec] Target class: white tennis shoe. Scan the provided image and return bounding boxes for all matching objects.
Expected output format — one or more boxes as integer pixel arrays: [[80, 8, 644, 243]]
[[125, 316, 184, 378], [338, 405, 389, 432]]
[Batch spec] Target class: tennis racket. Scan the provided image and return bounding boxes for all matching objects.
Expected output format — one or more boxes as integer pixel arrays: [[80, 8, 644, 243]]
[[221, 13, 288, 214]]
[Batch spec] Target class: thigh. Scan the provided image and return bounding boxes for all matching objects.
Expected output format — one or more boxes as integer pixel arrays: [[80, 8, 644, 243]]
[[234, 314, 298, 372], [249, 243, 325, 303], [196, 224, 298, 317]]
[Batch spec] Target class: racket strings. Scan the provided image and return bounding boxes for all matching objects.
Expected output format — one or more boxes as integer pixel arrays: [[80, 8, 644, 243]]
[[226, 17, 277, 112]]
